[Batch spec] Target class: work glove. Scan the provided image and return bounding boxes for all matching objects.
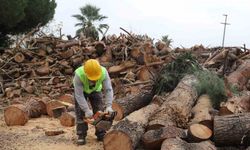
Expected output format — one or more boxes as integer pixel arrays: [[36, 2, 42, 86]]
[[105, 106, 114, 114], [85, 109, 93, 118]]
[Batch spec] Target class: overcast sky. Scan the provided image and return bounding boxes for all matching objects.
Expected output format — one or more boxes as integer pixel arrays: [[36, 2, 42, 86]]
[[54, 0, 250, 48]]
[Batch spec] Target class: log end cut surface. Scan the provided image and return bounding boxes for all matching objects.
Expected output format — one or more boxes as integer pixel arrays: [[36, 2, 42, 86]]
[[188, 123, 212, 142], [4, 104, 29, 126], [112, 103, 124, 121], [104, 130, 132, 150]]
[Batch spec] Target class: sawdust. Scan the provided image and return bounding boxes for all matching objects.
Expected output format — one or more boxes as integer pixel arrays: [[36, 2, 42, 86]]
[[0, 113, 103, 150]]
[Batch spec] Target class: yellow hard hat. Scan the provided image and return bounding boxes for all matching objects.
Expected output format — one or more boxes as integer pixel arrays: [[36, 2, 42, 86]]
[[84, 59, 102, 81]]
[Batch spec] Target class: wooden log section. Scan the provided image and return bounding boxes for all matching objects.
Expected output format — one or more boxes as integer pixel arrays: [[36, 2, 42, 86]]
[[37, 96, 51, 115], [187, 123, 212, 142], [214, 113, 250, 146], [142, 126, 186, 150], [161, 138, 216, 150], [60, 111, 75, 127], [46, 100, 65, 117], [112, 91, 154, 121], [14, 52, 25, 63], [148, 75, 198, 130], [104, 103, 161, 150], [4, 98, 43, 126], [4, 104, 29, 126], [189, 94, 213, 127], [227, 60, 250, 91]]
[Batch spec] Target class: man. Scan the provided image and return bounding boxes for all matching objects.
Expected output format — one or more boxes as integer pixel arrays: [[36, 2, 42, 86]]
[[73, 59, 114, 145]]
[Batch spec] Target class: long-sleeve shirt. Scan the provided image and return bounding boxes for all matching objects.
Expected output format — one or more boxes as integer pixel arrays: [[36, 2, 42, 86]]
[[73, 69, 113, 113]]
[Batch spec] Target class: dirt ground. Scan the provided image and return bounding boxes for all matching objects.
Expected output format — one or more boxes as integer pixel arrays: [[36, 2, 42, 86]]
[[0, 111, 103, 150]]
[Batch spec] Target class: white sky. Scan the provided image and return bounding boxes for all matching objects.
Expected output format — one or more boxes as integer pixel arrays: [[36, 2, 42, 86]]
[[54, 0, 250, 48]]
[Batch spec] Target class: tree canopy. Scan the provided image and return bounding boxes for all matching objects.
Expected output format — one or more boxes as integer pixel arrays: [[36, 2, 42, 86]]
[[72, 4, 108, 40], [0, 0, 57, 47]]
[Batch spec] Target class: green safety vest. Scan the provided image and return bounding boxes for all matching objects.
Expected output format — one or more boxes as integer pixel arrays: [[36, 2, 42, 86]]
[[75, 66, 106, 94]]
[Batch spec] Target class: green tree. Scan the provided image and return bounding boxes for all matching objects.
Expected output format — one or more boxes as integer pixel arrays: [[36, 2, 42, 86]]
[[72, 4, 108, 40], [161, 35, 173, 47], [0, 0, 57, 47]]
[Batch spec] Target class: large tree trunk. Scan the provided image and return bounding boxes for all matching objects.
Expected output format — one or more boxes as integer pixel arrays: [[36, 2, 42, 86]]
[[142, 126, 186, 150], [161, 138, 216, 150], [148, 75, 198, 130], [214, 113, 250, 146], [112, 91, 154, 120], [227, 60, 250, 91], [4, 98, 43, 126], [104, 102, 162, 150]]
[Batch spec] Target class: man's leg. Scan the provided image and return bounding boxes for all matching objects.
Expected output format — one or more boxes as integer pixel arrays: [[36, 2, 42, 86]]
[[74, 97, 88, 145], [89, 92, 106, 141]]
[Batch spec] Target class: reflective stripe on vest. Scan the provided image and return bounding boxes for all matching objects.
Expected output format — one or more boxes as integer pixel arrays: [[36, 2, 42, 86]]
[[75, 66, 106, 94]]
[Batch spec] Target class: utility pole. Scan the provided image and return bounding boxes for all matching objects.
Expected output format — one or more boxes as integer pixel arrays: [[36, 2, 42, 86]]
[[221, 14, 230, 47]]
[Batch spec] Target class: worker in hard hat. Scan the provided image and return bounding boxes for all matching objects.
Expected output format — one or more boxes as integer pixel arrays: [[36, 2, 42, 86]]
[[73, 59, 114, 145]]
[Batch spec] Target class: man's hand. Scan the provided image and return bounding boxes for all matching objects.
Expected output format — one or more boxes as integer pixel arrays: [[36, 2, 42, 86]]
[[85, 109, 93, 118], [105, 106, 114, 114]]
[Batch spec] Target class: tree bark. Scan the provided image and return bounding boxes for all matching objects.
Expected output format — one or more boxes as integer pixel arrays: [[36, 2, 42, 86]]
[[227, 60, 250, 91], [112, 91, 154, 121], [214, 113, 250, 146], [161, 138, 216, 150], [142, 126, 186, 150], [104, 102, 161, 150], [148, 75, 198, 130]]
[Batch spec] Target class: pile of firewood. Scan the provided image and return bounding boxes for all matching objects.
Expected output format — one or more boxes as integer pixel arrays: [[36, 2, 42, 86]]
[[1, 29, 250, 149]]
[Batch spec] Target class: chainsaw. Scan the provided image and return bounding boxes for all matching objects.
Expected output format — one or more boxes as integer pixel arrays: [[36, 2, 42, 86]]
[[84, 111, 117, 131]]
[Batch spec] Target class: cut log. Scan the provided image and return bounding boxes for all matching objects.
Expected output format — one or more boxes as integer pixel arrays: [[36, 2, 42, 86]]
[[4, 104, 29, 126], [14, 52, 25, 63], [142, 126, 186, 150], [60, 49, 74, 59], [104, 102, 161, 150], [95, 41, 106, 56], [108, 61, 136, 74], [220, 95, 250, 114], [46, 100, 65, 117], [36, 66, 50, 76], [161, 138, 216, 150], [136, 66, 153, 81], [112, 91, 154, 121], [60, 111, 75, 127], [52, 106, 66, 118], [148, 75, 198, 130], [214, 113, 250, 146], [204, 49, 229, 66], [190, 94, 213, 126], [57, 94, 74, 104], [155, 41, 167, 51], [25, 98, 43, 118], [37, 97, 51, 115], [187, 123, 213, 142], [227, 60, 250, 91]]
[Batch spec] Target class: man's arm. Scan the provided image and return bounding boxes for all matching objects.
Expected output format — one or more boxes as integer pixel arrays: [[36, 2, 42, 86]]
[[73, 74, 92, 115], [103, 69, 114, 108]]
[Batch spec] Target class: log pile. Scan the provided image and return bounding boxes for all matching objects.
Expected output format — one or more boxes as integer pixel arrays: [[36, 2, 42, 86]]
[[1, 30, 250, 149]]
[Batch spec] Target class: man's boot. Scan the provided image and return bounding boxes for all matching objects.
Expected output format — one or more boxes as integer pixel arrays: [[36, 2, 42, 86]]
[[77, 135, 86, 145]]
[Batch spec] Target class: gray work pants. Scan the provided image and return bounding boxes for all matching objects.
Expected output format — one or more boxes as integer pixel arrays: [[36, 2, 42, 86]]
[[74, 92, 106, 138]]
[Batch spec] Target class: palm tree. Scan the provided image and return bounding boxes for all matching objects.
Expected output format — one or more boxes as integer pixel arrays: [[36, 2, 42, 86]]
[[72, 4, 109, 40], [161, 35, 173, 47]]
